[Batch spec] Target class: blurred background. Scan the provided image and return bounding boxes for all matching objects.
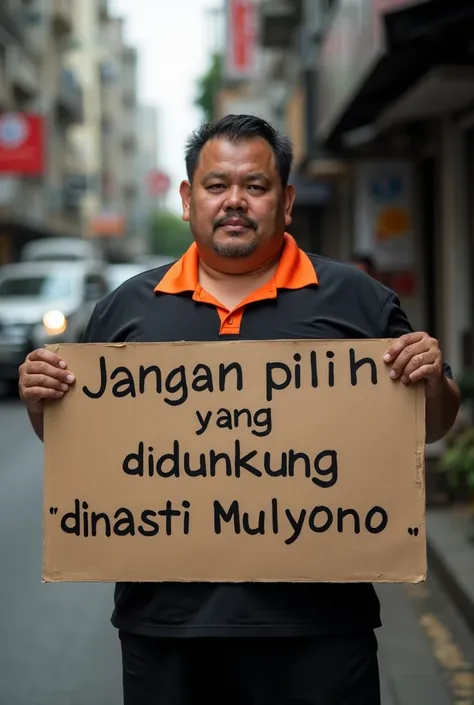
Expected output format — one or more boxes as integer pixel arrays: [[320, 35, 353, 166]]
[[3, 1, 474, 703]]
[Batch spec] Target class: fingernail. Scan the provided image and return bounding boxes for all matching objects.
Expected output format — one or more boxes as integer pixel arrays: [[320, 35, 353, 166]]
[[59, 361, 66, 369], [384, 354, 391, 362], [401, 376, 408, 384], [61, 384, 68, 391], [390, 370, 397, 378], [66, 374, 75, 383]]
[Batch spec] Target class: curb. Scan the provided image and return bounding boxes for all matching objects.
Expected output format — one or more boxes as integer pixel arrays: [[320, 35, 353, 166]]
[[427, 537, 474, 634]]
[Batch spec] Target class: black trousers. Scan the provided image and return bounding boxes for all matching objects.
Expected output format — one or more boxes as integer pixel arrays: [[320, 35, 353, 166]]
[[120, 630, 381, 705]]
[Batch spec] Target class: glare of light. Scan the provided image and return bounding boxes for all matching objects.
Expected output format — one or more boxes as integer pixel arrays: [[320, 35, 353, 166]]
[[43, 310, 67, 335]]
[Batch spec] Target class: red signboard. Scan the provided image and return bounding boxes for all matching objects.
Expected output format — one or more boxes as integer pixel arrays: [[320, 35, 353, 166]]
[[225, 0, 257, 80], [0, 113, 45, 175], [147, 169, 171, 197]]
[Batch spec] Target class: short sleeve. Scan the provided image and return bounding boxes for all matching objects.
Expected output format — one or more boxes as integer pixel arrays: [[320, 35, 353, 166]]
[[80, 305, 104, 344], [379, 292, 453, 380]]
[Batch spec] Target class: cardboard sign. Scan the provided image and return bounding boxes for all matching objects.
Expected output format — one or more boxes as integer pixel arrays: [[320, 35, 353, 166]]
[[43, 340, 426, 583]]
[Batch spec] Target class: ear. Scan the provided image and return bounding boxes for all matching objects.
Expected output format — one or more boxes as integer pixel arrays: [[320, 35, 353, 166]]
[[179, 180, 192, 222], [283, 184, 296, 227]]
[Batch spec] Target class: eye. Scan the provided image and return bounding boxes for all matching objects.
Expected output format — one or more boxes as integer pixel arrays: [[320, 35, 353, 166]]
[[207, 183, 226, 191], [248, 185, 266, 192]]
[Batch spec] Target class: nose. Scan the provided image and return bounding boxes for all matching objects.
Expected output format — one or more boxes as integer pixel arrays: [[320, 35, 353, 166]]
[[224, 185, 248, 212]]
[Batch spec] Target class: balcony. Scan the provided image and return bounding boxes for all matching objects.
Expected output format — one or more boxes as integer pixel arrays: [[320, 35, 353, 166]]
[[5, 44, 39, 98], [99, 0, 108, 20], [123, 182, 138, 201], [122, 89, 136, 109], [259, 0, 303, 49], [122, 134, 137, 153], [52, 0, 73, 35], [56, 68, 83, 123], [62, 173, 88, 211], [122, 46, 137, 65], [0, 1, 23, 45]]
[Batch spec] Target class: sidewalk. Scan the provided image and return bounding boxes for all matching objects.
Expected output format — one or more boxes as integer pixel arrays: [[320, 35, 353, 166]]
[[374, 506, 474, 704], [377, 583, 452, 705], [427, 506, 474, 632]]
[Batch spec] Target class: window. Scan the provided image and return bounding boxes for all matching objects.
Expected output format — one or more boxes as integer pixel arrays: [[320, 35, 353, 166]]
[[0, 275, 73, 299]]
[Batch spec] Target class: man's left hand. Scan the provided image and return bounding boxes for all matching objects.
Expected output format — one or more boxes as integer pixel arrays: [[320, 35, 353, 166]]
[[384, 332, 444, 398]]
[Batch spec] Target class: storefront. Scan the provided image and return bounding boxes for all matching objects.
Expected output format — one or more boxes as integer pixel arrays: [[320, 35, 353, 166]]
[[460, 125, 474, 371], [312, 0, 474, 374]]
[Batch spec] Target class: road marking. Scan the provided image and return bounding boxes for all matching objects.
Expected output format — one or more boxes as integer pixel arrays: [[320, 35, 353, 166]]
[[416, 609, 474, 703]]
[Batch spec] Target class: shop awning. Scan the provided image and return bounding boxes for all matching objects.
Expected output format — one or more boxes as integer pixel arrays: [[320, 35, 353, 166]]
[[316, 0, 474, 147]]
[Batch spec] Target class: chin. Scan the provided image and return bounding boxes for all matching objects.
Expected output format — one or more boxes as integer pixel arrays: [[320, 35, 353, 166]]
[[212, 240, 258, 259]]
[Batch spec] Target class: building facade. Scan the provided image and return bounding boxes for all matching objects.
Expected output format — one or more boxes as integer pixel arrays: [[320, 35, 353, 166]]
[[313, 0, 474, 378], [135, 104, 160, 254], [98, 17, 139, 243], [0, 0, 144, 265], [0, 0, 83, 262]]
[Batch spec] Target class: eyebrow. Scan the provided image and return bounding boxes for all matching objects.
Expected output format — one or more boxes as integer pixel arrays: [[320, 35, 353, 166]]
[[202, 172, 270, 183], [244, 173, 269, 183], [202, 172, 228, 182]]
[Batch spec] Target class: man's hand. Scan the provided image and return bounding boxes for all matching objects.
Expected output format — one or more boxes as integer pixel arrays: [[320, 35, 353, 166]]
[[383, 331, 459, 442], [19, 348, 75, 415], [383, 332, 444, 398]]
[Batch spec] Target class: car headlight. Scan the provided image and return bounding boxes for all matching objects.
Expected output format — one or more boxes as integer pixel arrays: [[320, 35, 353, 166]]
[[43, 310, 67, 335]]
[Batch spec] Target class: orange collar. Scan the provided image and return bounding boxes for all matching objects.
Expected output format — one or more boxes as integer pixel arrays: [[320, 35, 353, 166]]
[[154, 233, 318, 295]]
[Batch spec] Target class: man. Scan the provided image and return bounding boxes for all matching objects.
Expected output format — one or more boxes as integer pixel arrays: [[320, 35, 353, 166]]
[[350, 252, 377, 278], [19, 114, 459, 705]]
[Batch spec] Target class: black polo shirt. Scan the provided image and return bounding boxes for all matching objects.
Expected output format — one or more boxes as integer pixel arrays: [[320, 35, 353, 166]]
[[81, 233, 452, 638]]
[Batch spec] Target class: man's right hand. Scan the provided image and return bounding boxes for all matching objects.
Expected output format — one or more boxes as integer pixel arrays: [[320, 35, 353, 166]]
[[18, 348, 75, 415]]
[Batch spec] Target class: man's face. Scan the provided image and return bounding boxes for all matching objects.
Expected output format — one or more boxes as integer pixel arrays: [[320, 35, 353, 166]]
[[180, 137, 295, 269]]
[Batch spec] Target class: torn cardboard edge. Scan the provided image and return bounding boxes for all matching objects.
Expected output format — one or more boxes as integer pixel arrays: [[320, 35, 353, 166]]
[[47, 338, 400, 351]]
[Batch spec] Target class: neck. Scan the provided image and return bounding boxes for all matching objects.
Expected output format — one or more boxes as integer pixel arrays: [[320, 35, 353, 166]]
[[198, 251, 280, 284], [197, 248, 282, 311]]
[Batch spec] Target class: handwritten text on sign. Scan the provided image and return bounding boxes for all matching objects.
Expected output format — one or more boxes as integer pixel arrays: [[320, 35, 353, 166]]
[[43, 340, 426, 584]]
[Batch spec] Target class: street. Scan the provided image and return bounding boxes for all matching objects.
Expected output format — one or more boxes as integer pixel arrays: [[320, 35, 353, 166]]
[[1, 396, 474, 705], [0, 397, 121, 705]]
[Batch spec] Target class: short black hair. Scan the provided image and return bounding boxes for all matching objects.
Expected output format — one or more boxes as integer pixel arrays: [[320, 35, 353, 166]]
[[185, 114, 293, 187]]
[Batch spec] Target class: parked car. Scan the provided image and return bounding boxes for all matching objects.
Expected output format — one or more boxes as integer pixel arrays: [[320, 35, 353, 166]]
[[106, 262, 148, 292], [134, 254, 175, 269], [0, 260, 109, 385], [21, 237, 104, 263]]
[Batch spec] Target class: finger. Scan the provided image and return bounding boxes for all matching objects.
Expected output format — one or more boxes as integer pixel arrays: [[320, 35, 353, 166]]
[[22, 374, 70, 393], [384, 332, 424, 363], [389, 340, 430, 379], [22, 386, 65, 401], [27, 348, 67, 370], [400, 351, 438, 383], [24, 360, 75, 384], [408, 363, 441, 384]]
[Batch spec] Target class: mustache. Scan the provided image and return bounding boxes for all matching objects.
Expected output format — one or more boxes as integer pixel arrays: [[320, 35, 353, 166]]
[[213, 212, 257, 231]]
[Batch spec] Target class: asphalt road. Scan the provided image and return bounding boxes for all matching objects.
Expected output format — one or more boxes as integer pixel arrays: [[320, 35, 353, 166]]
[[0, 396, 122, 705], [1, 395, 474, 705]]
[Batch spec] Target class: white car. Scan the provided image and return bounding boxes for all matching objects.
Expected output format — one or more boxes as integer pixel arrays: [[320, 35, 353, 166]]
[[106, 262, 148, 292], [0, 260, 110, 384], [21, 237, 104, 263]]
